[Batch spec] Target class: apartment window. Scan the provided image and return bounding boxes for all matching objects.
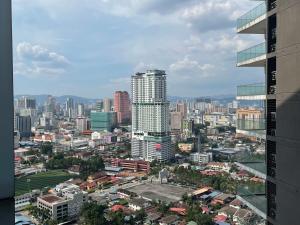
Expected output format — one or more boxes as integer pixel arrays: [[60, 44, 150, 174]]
[[268, 15, 277, 53], [268, 0, 277, 11], [267, 181, 277, 220], [267, 100, 276, 136], [267, 140, 276, 178], [267, 57, 277, 95]]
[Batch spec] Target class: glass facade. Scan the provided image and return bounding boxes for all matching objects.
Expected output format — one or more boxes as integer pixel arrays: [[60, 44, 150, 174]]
[[91, 111, 117, 132]]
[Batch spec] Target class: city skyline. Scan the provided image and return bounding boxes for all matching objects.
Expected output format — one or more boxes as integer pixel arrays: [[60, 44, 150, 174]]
[[13, 0, 264, 98]]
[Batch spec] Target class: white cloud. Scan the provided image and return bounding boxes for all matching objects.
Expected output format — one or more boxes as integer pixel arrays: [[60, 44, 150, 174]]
[[169, 56, 214, 78], [134, 62, 156, 72], [15, 42, 70, 77]]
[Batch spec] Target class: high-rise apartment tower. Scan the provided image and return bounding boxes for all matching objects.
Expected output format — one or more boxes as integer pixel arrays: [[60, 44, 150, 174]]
[[131, 70, 173, 161]]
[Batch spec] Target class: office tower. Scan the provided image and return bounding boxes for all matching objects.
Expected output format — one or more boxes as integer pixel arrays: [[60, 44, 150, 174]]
[[103, 98, 112, 112], [114, 91, 130, 124], [16, 114, 31, 138], [237, 1, 300, 224], [16, 96, 36, 110], [95, 101, 103, 112], [176, 102, 187, 119], [76, 117, 88, 132], [170, 112, 183, 132], [90, 111, 117, 132], [65, 97, 75, 118], [77, 103, 85, 116], [131, 70, 173, 162], [45, 95, 56, 114], [182, 119, 194, 138]]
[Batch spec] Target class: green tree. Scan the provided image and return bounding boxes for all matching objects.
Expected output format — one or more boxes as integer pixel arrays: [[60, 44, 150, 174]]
[[80, 203, 108, 225], [41, 143, 53, 156]]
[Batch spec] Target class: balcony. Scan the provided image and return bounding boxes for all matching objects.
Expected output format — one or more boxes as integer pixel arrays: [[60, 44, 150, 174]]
[[237, 184, 267, 219], [237, 118, 266, 131], [237, 83, 266, 100], [237, 42, 266, 67], [235, 161, 266, 179], [237, 2, 266, 34]]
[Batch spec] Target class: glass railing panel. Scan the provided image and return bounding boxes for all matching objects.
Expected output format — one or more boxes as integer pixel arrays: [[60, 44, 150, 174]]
[[237, 118, 266, 130], [237, 42, 266, 64], [237, 2, 266, 29], [237, 183, 267, 214], [237, 83, 265, 97]]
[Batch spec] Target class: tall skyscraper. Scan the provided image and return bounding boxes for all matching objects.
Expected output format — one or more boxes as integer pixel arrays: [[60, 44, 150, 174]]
[[77, 103, 85, 116], [170, 112, 183, 132], [114, 91, 130, 124], [95, 100, 103, 112], [176, 102, 187, 119], [76, 117, 88, 132], [65, 97, 74, 118], [45, 95, 56, 114], [16, 114, 31, 138], [103, 98, 112, 112], [17, 96, 36, 110], [131, 70, 173, 162]]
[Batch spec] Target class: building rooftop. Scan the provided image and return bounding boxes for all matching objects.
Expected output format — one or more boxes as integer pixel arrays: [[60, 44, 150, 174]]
[[39, 195, 64, 204]]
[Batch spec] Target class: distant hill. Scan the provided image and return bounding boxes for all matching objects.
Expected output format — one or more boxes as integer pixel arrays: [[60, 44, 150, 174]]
[[15, 94, 237, 106], [14, 94, 98, 105]]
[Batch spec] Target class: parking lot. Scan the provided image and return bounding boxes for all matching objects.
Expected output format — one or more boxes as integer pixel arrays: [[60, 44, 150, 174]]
[[126, 183, 194, 203]]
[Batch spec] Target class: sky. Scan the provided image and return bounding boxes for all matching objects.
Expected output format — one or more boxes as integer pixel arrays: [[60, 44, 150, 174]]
[[13, 0, 265, 98]]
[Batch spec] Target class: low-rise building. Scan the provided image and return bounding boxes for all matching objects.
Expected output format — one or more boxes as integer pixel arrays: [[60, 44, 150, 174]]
[[15, 193, 31, 212], [111, 158, 150, 173], [37, 184, 87, 221], [177, 143, 194, 153], [128, 198, 151, 211], [190, 152, 212, 164]]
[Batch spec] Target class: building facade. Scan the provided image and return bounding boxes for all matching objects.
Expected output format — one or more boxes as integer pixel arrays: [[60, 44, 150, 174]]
[[237, 0, 300, 224], [131, 70, 173, 161], [15, 114, 31, 138], [103, 98, 112, 112], [76, 117, 88, 132], [91, 111, 117, 132], [114, 91, 131, 124], [37, 185, 87, 222], [170, 112, 183, 132]]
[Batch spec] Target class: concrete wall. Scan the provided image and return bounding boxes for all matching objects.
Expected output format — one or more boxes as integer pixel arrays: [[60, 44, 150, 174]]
[[0, 0, 14, 200]]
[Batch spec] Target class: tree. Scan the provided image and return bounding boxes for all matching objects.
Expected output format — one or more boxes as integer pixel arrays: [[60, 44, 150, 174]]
[[109, 211, 125, 225], [135, 209, 147, 223], [187, 207, 214, 225], [80, 203, 108, 225], [157, 201, 170, 214], [41, 142, 53, 156]]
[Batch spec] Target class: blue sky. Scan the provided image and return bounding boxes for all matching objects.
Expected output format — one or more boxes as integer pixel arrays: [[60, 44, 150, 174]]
[[13, 0, 264, 98]]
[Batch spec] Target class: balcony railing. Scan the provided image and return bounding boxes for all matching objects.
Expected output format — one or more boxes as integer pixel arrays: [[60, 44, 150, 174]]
[[237, 83, 265, 97], [237, 118, 266, 131], [237, 2, 266, 30], [237, 183, 267, 219], [237, 42, 266, 65]]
